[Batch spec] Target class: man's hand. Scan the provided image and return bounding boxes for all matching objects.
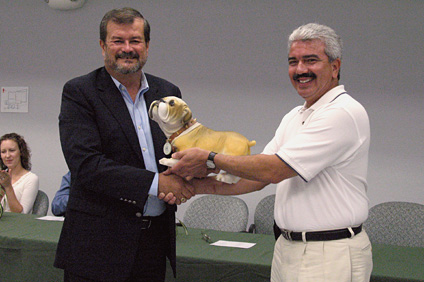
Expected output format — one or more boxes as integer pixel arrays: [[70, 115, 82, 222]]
[[158, 173, 195, 205], [158, 191, 177, 205], [169, 148, 218, 180]]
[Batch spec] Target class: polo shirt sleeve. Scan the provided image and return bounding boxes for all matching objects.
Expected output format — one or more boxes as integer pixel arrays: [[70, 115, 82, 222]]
[[262, 106, 301, 156], [277, 107, 362, 182]]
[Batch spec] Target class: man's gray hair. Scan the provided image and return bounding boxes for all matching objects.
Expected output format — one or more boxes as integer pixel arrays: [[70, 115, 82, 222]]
[[288, 23, 342, 62]]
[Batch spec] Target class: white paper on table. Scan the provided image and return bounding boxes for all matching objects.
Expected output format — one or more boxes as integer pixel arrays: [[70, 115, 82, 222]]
[[210, 240, 256, 249], [36, 216, 65, 221]]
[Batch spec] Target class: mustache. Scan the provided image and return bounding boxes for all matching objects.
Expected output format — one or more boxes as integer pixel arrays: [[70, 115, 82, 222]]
[[116, 51, 139, 59], [293, 72, 316, 81]]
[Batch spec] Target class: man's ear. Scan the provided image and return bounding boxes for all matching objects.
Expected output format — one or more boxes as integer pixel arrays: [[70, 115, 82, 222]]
[[331, 58, 341, 79], [100, 40, 106, 58]]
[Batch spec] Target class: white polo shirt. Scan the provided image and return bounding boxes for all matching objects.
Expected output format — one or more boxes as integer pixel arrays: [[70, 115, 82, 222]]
[[262, 85, 370, 232]]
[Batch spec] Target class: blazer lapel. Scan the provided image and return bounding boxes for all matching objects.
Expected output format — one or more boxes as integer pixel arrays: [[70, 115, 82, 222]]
[[96, 68, 144, 163], [144, 76, 168, 166]]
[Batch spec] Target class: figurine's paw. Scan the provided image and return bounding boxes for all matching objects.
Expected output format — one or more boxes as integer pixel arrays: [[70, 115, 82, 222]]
[[159, 158, 179, 167], [216, 171, 240, 184]]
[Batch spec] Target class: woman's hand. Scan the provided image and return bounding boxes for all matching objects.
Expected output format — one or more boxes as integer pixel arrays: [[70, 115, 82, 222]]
[[0, 169, 12, 190], [0, 169, 23, 213]]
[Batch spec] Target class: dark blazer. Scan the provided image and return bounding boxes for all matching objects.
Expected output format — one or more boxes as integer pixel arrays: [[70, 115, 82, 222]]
[[54, 67, 181, 281]]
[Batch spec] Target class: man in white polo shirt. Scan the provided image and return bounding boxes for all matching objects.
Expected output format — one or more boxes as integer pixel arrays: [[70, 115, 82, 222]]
[[164, 23, 372, 282]]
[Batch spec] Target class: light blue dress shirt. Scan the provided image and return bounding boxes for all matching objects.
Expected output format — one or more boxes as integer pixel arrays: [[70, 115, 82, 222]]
[[111, 73, 165, 216]]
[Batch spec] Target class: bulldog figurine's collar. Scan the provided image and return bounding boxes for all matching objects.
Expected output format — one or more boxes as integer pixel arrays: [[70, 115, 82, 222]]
[[163, 119, 199, 154]]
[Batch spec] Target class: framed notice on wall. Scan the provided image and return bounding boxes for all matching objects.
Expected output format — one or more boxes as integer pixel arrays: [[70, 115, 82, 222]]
[[1, 87, 29, 113]]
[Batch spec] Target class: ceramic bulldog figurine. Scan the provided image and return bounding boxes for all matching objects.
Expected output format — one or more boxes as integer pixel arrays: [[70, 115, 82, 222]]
[[149, 96, 256, 184]]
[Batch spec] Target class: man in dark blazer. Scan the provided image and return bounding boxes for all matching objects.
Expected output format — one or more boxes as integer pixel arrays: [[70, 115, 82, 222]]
[[54, 8, 194, 282]]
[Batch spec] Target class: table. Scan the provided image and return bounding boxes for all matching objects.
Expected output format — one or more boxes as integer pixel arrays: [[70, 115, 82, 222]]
[[167, 227, 424, 282], [165, 227, 274, 281], [0, 213, 423, 282], [371, 244, 424, 282], [0, 213, 63, 281]]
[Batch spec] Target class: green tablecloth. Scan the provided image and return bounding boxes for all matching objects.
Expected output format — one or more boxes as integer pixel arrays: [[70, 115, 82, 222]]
[[1, 212, 423, 282], [371, 243, 424, 282], [0, 213, 63, 281], [165, 227, 274, 281]]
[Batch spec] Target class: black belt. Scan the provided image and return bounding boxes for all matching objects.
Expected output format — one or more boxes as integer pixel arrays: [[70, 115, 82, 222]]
[[281, 224, 362, 241]]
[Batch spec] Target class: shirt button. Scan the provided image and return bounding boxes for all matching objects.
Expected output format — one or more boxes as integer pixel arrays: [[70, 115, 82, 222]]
[[138, 126, 141, 130], [136, 212, 142, 217], [142, 148, 146, 152]]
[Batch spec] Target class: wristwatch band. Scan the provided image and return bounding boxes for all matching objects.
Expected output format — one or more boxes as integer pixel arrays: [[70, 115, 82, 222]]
[[208, 151, 217, 163], [207, 151, 217, 169]]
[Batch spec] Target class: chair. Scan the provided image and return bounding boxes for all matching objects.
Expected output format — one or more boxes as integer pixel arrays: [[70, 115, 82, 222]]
[[249, 194, 275, 234], [32, 190, 49, 216], [183, 195, 249, 232], [363, 201, 424, 247]]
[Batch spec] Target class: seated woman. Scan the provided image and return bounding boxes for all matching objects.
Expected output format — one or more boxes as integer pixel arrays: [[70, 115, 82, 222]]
[[0, 133, 39, 214]]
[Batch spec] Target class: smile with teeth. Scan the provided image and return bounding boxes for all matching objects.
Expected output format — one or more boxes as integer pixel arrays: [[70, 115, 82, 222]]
[[294, 73, 316, 84], [299, 78, 313, 84], [116, 52, 138, 60]]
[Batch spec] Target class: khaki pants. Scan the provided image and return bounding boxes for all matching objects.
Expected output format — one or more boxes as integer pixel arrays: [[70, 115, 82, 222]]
[[271, 230, 373, 282]]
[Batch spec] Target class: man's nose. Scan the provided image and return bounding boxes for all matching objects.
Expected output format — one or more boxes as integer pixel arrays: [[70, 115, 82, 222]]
[[121, 41, 133, 52], [296, 61, 308, 73]]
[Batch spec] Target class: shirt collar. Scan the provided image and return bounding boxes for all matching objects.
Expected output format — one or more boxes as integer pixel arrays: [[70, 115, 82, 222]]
[[110, 71, 149, 95], [301, 85, 346, 112]]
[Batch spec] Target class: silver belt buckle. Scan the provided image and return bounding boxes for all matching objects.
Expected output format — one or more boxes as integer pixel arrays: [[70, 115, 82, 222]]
[[281, 229, 292, 241]]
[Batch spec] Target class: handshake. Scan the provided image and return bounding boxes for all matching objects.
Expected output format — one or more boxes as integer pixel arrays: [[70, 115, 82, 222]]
[[157, 148, 220, 205]]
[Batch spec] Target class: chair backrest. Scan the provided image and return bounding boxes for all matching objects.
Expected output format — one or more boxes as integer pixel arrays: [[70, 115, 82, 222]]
[[253, 194, 275, 235], [363, 201, 424, 247], [183, 195, 249, 232], [32, 190, 49, 216]]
